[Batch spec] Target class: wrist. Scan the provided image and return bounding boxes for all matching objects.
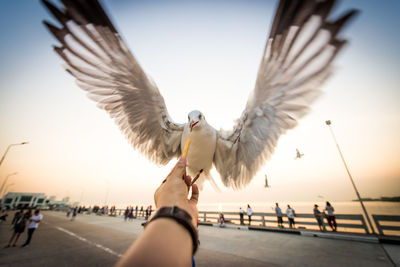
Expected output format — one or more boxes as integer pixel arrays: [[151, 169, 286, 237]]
[[147, 206, 199, 255]]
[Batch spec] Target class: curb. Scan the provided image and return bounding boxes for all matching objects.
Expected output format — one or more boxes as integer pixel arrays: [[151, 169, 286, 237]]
[[198, 222, 399, 244], [300, 231, 379, 243]]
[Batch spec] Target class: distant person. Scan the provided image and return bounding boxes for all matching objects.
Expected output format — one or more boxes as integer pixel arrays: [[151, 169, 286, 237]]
[[0, 210, 8, 223], [124, 206, 129, 221], [12, 209, 23, 225], [129, 207, 134, 221], [239, 207, 244, 225], [148, 205, 153, 217], [66, 207, 72, 218], [275, 203, 283, 228], [286, 205, 296, 228], [247, 204, 253, 225], [218, 213, 225, 227], [139, 206, 144, 217], [145, 206, 149, 220], [71, 207, 77, 221], [135, 206, 138, 218], [313, 204, 325, 232], [115, 157, 199, 267], [21, 209, 43, 247], [5, 211, 30, 247], [325, 201, 337, 231]]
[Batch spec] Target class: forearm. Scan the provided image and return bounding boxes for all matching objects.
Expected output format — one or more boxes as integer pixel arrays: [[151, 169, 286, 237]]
[[116, 218, 192, 267]]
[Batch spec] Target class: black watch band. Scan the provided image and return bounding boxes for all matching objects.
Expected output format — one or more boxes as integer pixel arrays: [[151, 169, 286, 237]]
[[147, 206, 198, 255]]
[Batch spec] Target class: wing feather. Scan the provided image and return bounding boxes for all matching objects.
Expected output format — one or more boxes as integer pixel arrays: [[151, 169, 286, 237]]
[[215, 0, 358, 188], [42, 0, 183, 165]]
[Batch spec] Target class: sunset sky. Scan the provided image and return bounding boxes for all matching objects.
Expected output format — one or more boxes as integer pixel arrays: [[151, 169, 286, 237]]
[[0, 0, 399, 208]]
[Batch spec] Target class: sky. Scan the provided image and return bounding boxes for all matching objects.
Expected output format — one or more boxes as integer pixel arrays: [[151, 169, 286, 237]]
[[0, 0, 399, 209]]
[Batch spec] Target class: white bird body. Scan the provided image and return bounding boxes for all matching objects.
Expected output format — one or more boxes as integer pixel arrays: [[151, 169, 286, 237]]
[[43, 0, 358, 189], [181, 111, 217, 186]]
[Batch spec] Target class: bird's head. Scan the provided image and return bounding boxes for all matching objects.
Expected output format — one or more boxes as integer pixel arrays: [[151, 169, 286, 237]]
[[188, 110, 205, 132]]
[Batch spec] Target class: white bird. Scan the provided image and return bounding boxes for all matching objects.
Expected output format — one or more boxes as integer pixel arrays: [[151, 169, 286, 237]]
[[42, 0, 358, 189]]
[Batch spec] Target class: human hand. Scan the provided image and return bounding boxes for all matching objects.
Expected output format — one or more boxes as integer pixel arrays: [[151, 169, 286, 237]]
[[154, 157, 199, 225]]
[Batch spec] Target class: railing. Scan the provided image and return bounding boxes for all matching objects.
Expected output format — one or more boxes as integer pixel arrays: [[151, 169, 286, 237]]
[[70, 208, 400, 237], [199, 211, 400, 236], [372, 215, 400, 236]]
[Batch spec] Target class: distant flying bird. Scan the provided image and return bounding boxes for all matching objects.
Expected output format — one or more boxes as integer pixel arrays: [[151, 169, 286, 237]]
[[42, 0, 357, 189], [264, 174, 270, 188], [295, 149, 304, 160]]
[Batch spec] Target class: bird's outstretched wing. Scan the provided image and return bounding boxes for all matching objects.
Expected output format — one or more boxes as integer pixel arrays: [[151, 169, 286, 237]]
[[42, 0, 184, 165], [214, 0, 358, 188]]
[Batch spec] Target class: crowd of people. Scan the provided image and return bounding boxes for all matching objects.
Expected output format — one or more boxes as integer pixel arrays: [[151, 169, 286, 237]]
[[64, 204, 155, 221], [123, 205, 153, 221], [217, 202, 338, 232], [62, 201, 337, 233]]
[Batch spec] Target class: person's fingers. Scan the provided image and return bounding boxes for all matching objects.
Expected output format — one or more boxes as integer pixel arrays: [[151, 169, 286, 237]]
[[190, 184, 199, 204], [170, 157, 186, 180]]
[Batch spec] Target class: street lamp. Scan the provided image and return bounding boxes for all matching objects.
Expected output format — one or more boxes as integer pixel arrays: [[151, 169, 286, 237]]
[[2, 183, 15, 198], [104, 179, 110, 206], [0, 142, 29, 169], [0, 172, 18, 197], [325, 120, 376, 234]]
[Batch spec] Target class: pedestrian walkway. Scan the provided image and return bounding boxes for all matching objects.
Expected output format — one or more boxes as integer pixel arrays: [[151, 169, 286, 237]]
[[0, 211, 398, 266]]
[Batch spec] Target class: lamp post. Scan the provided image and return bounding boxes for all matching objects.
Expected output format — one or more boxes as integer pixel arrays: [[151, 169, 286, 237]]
[[2, 183, 15, 198], [0, 142, 29, 169], [325, 120, 376, 234], [0, 172, 18, 198], [104, 179, 110, 206]]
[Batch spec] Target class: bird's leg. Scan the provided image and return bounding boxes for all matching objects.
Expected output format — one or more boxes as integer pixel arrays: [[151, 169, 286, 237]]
[[190, 169, 203, 186]]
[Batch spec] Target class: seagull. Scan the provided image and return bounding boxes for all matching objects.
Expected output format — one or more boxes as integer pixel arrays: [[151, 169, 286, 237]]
[[295, 149, 304, 160], [264, 174, 270, 188], [42, 0, 358, 189]]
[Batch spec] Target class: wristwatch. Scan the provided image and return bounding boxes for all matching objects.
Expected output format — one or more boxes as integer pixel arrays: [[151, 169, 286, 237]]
[[147, 206, 199, 254]]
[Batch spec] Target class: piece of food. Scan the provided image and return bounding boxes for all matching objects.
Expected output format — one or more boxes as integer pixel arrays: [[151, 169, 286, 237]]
[[182, 138, 191, 158]]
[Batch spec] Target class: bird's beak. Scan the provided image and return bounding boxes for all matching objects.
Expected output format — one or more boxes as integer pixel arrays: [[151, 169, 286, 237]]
[[190, 120, 199, 131]]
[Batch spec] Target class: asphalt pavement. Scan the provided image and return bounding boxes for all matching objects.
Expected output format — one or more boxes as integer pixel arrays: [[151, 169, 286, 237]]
[[0, 211, 398, 267]]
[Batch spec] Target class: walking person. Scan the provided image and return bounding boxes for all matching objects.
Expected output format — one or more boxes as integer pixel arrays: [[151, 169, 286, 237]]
[[11, 209, 23, 225], [135, 206, 138, 218], [325, 201, 337, 231], [129, 207, 134, 221], [275, 203, 283, 228], [246, 204, 253, 225], [5, 211, 30, 247], [71, 207, 77, 221], [66, 207, 72, 218], [286, 205, 296, 228], [239, 207, 244, 225], [313, 204, 326, 232], [139, 206, 144, 217], [124, 206, 129, 221], [21, 209, 43, 247]]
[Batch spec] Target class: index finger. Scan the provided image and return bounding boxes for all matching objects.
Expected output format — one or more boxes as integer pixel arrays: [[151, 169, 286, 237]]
[[169, 157, 186, 181]]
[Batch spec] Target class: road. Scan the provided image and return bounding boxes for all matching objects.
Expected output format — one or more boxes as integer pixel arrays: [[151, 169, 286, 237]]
[[0, 211, 398, 266]]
